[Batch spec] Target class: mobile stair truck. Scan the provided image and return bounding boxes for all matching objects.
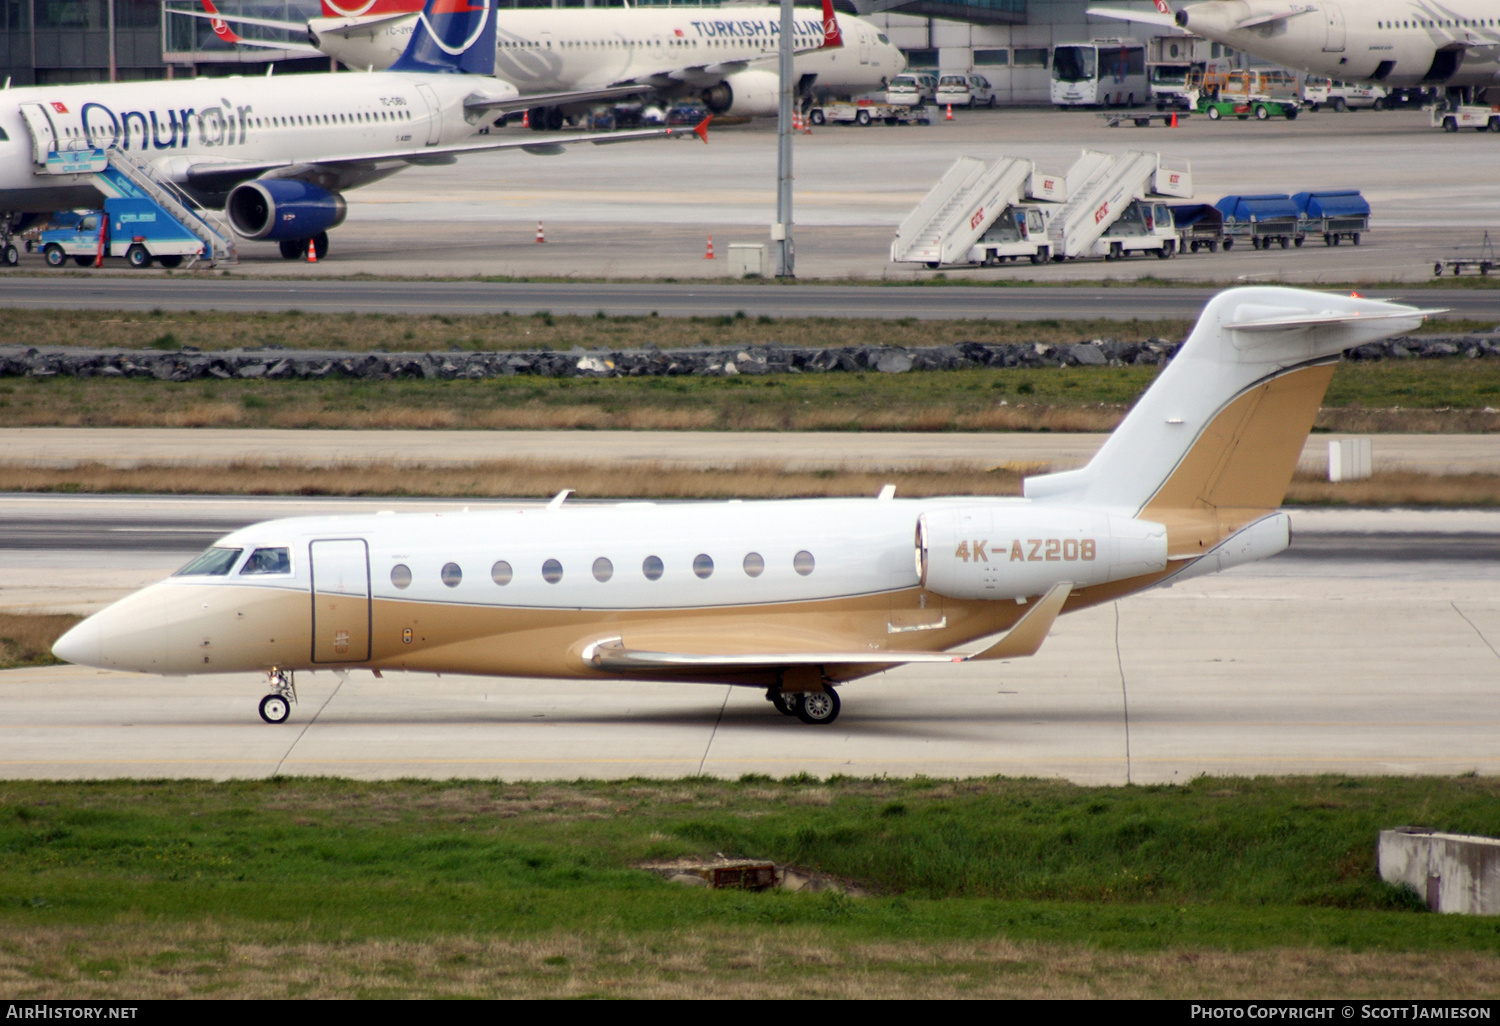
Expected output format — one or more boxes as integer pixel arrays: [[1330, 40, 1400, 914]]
[[26, 144, 236, 269], [1215, 193, 1303, 249], [889, 156, 1067, 268], [1293, 190, 1369, 246], [1047, 149, 1193, 261]]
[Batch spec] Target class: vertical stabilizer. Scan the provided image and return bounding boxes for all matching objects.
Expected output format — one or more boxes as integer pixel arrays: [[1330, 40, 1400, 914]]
[[1024, 288, 1431, 532], [388, 0, 494, 75]]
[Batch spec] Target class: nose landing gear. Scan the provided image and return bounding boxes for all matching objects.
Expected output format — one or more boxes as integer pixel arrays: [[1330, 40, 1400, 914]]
[[258, 669, 296, 724]]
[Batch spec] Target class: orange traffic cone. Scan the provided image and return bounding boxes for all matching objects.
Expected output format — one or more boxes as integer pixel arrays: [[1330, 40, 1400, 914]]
[[306, 238, 317, 263], [1170, 110, 1178, 127], [522, 110, 529, 128], [704, 235, 715, 260], [792, 110, 802, 132], [535, 221, 546, 243], [945, 103, 954, 121]]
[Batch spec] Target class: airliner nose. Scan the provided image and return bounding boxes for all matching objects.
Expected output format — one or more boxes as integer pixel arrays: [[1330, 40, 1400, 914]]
[[51, 587, 169, 673]]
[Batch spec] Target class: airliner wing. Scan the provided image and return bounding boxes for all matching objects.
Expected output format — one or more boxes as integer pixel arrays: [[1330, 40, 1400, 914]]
[[581, 583, 1071, 673], [181, 118, 711, 191], [1086, 6, 1180, 29], [170, 7, 311, 35], [462, 84, 651, 114]]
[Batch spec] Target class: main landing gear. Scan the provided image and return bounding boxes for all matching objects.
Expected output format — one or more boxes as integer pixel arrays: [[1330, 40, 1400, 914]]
[[259, 668, 296, 724], [766, 685, 842, 725]]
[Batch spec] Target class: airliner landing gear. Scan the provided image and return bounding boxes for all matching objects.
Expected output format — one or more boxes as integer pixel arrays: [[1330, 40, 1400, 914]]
[[795, 689, 840, 725], [768, 688, 801, 717], [258, 669, 296, 724], [1, 215, 19, 267], [278, 233, 329, 261]]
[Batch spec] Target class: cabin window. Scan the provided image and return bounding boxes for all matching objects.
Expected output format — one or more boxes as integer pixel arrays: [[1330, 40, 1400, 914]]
[[794, 551, 816, 576], [693, 554, 714, 579], [240, 547, 291, 575], [441, 562, 462, 587], [491, 560, 513, 585], [174, 547, 243, 577], [391, 564, 412, 589], [592, 557, 613, 582], [742, 552, 764, 577], [542, 559, 564, 583], [642, 555, 664, 581]]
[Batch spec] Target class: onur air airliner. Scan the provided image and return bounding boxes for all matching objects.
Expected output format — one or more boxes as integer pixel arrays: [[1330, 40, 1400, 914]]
[[0, 0, 707, 264], [1091, 0, 1500, 89], [180, 0, 904, 125], [52, 287, 1434, 727]]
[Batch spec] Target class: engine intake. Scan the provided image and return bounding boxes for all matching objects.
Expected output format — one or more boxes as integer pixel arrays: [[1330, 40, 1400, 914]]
[[226, 179, 347, 241], [702, 70, 780, 117]]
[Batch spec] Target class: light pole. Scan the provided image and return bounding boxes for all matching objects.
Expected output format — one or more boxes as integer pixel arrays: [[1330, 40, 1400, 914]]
[[773, 0, 794, 277]]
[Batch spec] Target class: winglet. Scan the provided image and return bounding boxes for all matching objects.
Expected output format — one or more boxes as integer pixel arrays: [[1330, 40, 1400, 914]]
[[693, 114, 712, 144], [820, 0, 844, 49], [966, 583, 1072, 661], [546, 489, 573, 510]]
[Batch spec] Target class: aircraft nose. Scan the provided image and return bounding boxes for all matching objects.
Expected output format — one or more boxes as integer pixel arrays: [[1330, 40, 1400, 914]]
[[51, 617, 100, 667]]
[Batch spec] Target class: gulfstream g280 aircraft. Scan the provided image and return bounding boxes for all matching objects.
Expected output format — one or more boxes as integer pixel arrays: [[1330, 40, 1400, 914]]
[[53, 287, 1432, 726]]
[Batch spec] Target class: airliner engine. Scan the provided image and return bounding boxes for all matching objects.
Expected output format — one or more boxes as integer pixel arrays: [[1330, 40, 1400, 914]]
[[701, 69, 780, 116], [916, 506, 1168, 601], [226, 179, 349, 241]]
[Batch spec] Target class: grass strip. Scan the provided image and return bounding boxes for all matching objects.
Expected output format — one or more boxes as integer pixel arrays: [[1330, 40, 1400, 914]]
[[1, 776, 1498, 998], [0, 359, 1495, 433]]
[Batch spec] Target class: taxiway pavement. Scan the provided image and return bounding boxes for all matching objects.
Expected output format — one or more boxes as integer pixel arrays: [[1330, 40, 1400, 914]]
[[0, 505, 1495, 784]]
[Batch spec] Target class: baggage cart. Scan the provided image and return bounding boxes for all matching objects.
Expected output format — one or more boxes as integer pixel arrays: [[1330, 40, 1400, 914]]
[[1292, 190, 1370, 247], [1434, 232, 1498, 276], [1215, 194, 1303, 250], [1169, 203, 1223, 253]]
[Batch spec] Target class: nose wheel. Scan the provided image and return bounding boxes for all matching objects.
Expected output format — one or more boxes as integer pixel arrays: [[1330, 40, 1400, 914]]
[[258, 669, 296, 724]]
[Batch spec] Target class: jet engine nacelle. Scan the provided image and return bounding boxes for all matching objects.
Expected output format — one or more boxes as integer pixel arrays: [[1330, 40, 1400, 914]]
[[226, 179, 348, 241], [702, 70, 781, 116], [917, 505, 1168, 601]]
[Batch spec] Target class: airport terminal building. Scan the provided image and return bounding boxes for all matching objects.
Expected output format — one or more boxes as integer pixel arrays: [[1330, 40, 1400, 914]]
[[0, 0, 1182, 97]]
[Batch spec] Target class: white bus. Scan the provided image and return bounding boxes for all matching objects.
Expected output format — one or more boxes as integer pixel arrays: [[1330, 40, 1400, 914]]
[[1051, 39, 1148, 108]]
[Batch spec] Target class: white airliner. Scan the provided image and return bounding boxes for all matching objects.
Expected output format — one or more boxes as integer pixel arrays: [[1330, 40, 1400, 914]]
[[0, 0, 706, 261], [179, 0, 905, 124], [1090, 0, 1500, 88], [52, 286, 1433, 727]]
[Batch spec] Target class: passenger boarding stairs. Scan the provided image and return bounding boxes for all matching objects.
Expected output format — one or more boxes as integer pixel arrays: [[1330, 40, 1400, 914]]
[[890, 157, 1066, 267], [1048, 150, 1192, 259], [94, 150, 237, 267]]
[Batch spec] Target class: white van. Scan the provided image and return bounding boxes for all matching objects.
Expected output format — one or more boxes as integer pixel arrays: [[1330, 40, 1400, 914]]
[[1303, 77, 1390, 111], [887, 73, 937, 106], [936, 73, 996, 108]]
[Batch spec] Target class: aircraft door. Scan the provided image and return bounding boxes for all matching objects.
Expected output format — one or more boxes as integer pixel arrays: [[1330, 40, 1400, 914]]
[[414, 82, 442, 145], [1323, 3, 1346, 53], [860, 33, 872, 65], [18, 103, 58, 167], [310, 538, 372, 663]]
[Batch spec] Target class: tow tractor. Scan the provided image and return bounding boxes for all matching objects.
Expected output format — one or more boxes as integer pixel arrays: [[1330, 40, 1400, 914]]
[[808, 100, 932, 126], [37, 196, 204, 269], [1431, 99, 1500, 132]]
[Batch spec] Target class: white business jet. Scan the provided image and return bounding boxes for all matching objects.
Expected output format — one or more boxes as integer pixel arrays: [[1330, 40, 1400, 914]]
[[178, 0, 905, 127], [52, 286, 1433, 727], [1089, 0, 1500, 89], [0, 0, 707, 263]]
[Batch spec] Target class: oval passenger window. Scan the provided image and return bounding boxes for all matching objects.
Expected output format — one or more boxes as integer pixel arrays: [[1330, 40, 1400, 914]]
[[491, 560, 513, 586], [390, 564, 412, 589], [742, 552, 764, 577], [642, 555, 663, 581], [542, 559, 563, 584], [592, 557, 613, 582], [441, 563, 462, 588], [693, 554, 714, 579], [793, 551, 815, 576]]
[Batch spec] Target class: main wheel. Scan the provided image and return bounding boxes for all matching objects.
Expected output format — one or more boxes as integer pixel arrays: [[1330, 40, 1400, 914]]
[[279, 239, 303, 260], [855, 109, 872, 126], [312, 232, 329, 261], [1, 242, 17, 267], [769, 690, 801, 717], [44, 244, 66, 268], [126, 244, 151, 269], [73, 255, 94, 267], [258, 694, 291, 724], [795, 689, 841, 725]]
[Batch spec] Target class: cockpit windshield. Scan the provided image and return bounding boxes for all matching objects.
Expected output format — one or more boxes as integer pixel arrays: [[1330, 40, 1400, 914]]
[[240, 547, 292, 575], [174, 547, 243, 577]]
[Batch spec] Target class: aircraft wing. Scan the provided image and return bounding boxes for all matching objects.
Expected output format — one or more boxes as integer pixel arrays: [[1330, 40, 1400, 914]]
[[1086, 6, 1180, 29], [463, 84, 652, 115], [170, 7, 311, 35], [310, 12, 417, 38], [582, 583, 1071, 673], [181, 117, 711, 192]]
